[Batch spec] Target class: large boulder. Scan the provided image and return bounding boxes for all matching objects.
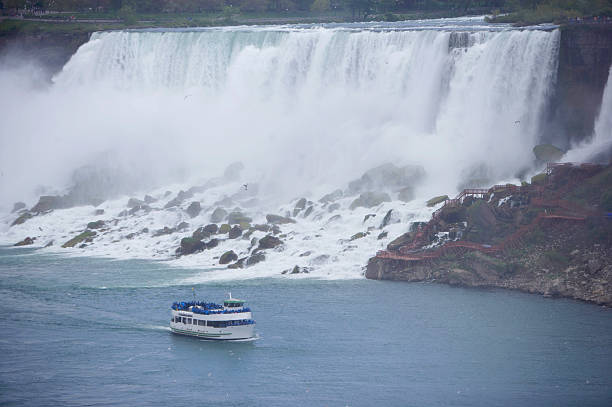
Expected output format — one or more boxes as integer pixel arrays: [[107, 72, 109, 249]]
[[257, 234, 283, 250], [14, 237, 35, 246], [266, 214, 296, 224], [228, 211, 252, 225], [228, 225, 242, 239], [348, 163, 425, 194], [210, 207, 228, 223], [153, 226, 176, 237], [192, 227, 211, 241], [62, 231, 96, 248], [143, 194, 157, 204], [87, 220, 105, 229], [205, 238, 220, 249], [387, 232, 412, 251], [349, 191, 391, 210], [164, 190, 194, 209], [177, 237, 205, 256], [246, 252, 265, 266], [11, 212, 33, 226], [31, 195, 66, 213], [219, 250, 238, 265], [129, 204, 151, 215], [186, 201, 202, 218]]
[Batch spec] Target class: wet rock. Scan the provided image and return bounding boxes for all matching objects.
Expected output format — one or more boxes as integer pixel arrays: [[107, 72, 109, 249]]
[[31, 195, 66, 213], [205, 238, 220, 249], [62, 231, 96, 248], [266, 214, 296, 224], [299, 251, 312, 257], [44, 241, 53, 248], [210, 207, 228, 223], [363, 214, 376, 223], [87, 220, 105, 229], [387, 232, 412, 251], [187, 185, 207, 195], [319, 189, 343, 203], [228, 211, 252, 225], [14, 237, 35, 246], [164, 190, 194, 209], [118, 210, 129, 217], [144, 194, 157, 204], [426, 195, 448, 207], [219, 250, 238, 265], [177, 237, 205, 256], [11, 202, 26, 213], [271, 225, 281, 235], [350, 191, 391, 210], [94, 209, 105, 215], [192, 227, 211, 241], [257, 234, 283, 250], [164, 191, 172, 197], [327, 214, 342, 223], [129, 204, 151, 215], [304, 206, 314, 217], [228, 225, 243, 239], [153, 226, 176, 237], [186, 201, 201, 218], [228, 257, 247, 269], [377, 231, 388, 240], [380, 209, 396, 229], [11, 212, 33, 226], [350, 232, 367, 241], [282, 265, 311, 274], [203, 224, 219, 235], [219, 224, 231, 234], [125, 232, 137, 240], [246, 252, 265, 266]]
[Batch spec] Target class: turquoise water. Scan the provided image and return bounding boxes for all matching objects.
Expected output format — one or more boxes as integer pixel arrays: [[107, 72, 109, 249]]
[[1, 246, 611, 406]]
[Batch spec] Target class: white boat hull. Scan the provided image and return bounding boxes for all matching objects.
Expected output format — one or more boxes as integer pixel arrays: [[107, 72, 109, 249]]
[[170, 322, 255, 340]]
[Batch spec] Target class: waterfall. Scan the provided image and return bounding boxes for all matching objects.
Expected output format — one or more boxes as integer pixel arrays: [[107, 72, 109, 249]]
[[564, 66, 612, 163], [1, 23, 561, 206]]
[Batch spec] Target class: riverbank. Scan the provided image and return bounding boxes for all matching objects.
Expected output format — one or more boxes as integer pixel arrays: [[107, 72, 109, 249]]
[[366, 164, 612, 306]]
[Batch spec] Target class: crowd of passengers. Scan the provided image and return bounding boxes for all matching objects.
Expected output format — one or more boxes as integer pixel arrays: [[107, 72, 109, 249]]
[[172, 316, 255, 328], [172, 301, 223, 311]]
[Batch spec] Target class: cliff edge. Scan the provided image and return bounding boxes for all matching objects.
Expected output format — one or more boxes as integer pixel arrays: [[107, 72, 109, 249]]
[[366, 163, 612, 306]]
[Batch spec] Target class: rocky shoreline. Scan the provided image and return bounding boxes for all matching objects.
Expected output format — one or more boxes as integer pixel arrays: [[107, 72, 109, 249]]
[[366, 163, 612, 306]]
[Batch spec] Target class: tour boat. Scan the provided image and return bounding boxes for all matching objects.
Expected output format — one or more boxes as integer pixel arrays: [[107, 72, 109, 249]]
[[170, 293, 256, 341]]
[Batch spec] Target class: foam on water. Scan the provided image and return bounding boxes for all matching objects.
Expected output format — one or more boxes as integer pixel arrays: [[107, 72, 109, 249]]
[[0, 20, 567, 280]]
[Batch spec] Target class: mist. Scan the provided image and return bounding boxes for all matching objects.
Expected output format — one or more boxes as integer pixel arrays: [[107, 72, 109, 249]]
[[0, 26, 560, 211]]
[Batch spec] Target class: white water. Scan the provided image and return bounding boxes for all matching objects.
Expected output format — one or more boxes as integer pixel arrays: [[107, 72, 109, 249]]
[[564, 66, 612, 163], [0, 19, 567, 279]]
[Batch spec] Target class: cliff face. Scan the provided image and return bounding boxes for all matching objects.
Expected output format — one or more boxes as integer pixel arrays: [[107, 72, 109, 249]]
[[366, 164, 612, 306], [0, 31, 90, 78], [547, 25, 612, 148]]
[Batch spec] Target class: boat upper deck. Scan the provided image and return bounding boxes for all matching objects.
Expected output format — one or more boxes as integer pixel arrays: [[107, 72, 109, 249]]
[[171, 300, 251, 315]]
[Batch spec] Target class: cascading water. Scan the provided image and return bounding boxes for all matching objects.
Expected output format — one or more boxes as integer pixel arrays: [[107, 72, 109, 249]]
[[0, 20, 569, 278], [565, 66, 612, 163], [34, 24, 559, 201]]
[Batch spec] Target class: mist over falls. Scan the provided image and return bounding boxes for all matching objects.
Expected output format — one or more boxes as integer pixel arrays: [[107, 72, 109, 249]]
[[1, 25, 562, 209]]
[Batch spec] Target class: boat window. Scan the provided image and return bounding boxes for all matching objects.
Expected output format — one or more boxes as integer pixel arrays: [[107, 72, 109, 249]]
[[181, 317, 186, 324], [187, 318, 192, 324], [193, 319, 198, 325], [198, 320, 205, 326]]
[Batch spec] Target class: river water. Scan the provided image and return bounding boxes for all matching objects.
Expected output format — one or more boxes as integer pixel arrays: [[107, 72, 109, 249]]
[[1, 246, 611, 406]]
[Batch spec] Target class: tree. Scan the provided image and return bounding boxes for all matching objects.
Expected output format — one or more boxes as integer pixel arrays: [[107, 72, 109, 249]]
[[310, 0, 330, 11]]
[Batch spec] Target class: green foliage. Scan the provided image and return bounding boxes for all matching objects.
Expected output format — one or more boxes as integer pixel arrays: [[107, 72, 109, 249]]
[[310, 0, 330, 11], [62, 230, 96, 248], [530, 172, 547, 184], [426, 195, 448, 207], [118, 4, 137, 25]]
